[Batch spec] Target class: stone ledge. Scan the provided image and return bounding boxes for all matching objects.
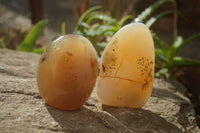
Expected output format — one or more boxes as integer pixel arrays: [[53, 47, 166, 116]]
[[0, 49, 199, 133]]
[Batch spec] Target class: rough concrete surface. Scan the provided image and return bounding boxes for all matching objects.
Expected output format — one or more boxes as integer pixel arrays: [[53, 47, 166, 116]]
[[0, 49, 199, 133]]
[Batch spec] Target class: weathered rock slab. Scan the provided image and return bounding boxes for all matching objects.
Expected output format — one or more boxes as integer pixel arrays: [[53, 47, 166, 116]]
[[0, 49, 199, 133]]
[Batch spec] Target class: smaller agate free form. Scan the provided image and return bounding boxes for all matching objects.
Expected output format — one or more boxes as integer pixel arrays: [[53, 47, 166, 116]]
[[37, 35, 98, 110]]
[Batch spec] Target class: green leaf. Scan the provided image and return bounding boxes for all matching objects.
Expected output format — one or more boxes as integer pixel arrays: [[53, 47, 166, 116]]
[[173, 56, 200, 67], [95, 42, 107, 56], [74, 23, 93, 37], [146, 10, 174, 28], [79, 22, 90, 29], [155, 68, 170, 79], [51, 36, 59, 41], [172, 36, 183, 48], [80, 6, 107, 22], [0, 39, 7, 49], [159, 68, 168, 74], [171, 36, 183, 56], [119, 15, 133, 27], [173, 33, 200, 55], [33, 48, 45, 54], [134, 0, 175, 23], [61, 22, 66, 35], [86, 13, 117, 26], [155, 72, 161, 77], [86, 25, 116, 38], [20, 19, 47, 52], [80, 24, 115, 46], [152, 32, 170, 52], [155, 49, 168, 63], [74, 22, 91, 36], [146, 11, 186, 28], [74, 6, 109, 32]]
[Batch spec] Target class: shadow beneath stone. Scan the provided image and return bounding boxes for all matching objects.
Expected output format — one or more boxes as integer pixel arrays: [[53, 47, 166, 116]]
[[46, 102, 182, 133], [46, 104, 117, 133], [102, 105, 182, 133]]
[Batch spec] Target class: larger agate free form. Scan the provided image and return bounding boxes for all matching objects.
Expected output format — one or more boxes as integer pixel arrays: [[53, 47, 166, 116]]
[[97, 23, 155, 108]]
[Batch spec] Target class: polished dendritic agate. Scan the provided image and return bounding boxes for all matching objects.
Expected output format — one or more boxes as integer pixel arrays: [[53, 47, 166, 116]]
[[97, 23, 155, 108]]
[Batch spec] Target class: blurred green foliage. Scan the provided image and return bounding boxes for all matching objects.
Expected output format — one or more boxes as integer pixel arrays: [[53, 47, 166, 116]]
[[73, 0, 175, 56], [0, 39, 6, 49], [154, 33, 200, 79], [73, 0, 200, 79], [20, 19, 47, 54], [18, 0, 200, 79], [73, 6, 133, 56]]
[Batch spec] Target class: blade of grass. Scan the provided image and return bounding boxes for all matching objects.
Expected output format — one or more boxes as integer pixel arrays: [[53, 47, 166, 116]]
[[20, 19, 47, 52], [94, 42, 107, 56], [33, 48, 45, 54], [146, 10, 186, 28], [0, 39, 7, 49], [86, 13, 118, 25], [173, 56, 200, 67], [74, 6, 109, 32], [157, 68, 170, 79], [146, 10, 174, 28], [61, 22, 66, 35], [134, 0, 175, 23], [155, 49, 169, 63], [171, 36, 183, 56], [119, 15, 133, 27], [86, 25, 116, 38], [173, 33, 200, 55], [152, 32, 170, 52]]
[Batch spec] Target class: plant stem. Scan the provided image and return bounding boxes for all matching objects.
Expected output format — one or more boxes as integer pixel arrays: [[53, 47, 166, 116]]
[[69, 0, 79, 20], [79, 0, 90, 16], [122, 0, 134, 17], [173, 1, 178, 39]]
